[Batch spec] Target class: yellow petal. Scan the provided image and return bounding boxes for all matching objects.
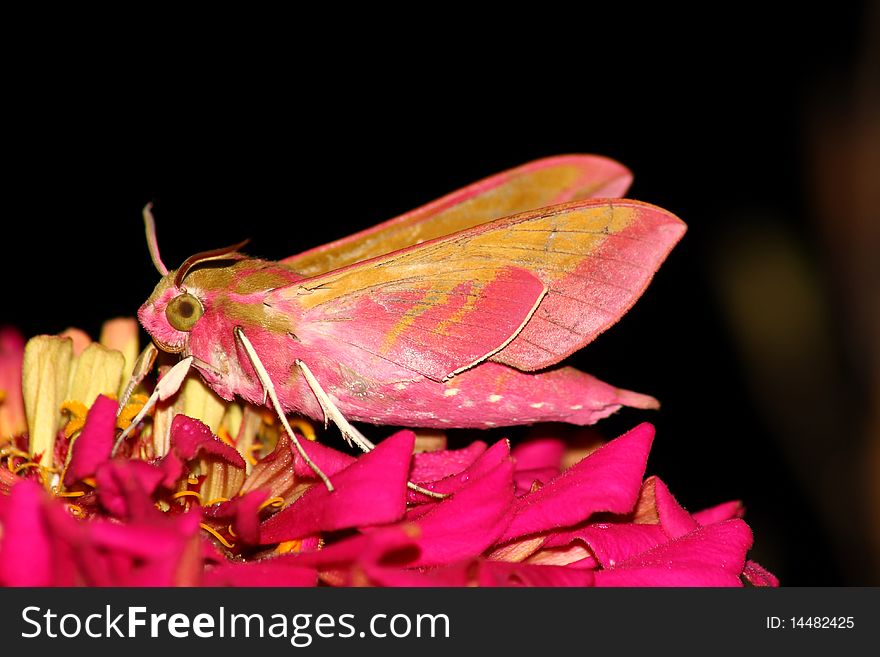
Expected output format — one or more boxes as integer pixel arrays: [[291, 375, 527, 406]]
[[200, 457, 245, 503], [22, 335, 73, 466], [181, 374, 226, 434], [220, 403, 243, 444], [67, 343, 125, 408], [99, 318, 139, 396]]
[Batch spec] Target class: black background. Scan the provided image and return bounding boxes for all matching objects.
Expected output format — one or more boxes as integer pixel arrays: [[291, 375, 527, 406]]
[[3, 6, 873, 585]]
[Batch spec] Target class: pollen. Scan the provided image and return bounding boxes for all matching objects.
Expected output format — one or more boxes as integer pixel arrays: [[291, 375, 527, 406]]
[[569, 404, 583, 410], [289, 417, 317, 441], [116, 393, 150, 431], [443, 388, 459, 397], [275, 539, 303, 554], [529, 402, 545, 409], [487, 394, 503, 403], [60, 400, 89, 438]]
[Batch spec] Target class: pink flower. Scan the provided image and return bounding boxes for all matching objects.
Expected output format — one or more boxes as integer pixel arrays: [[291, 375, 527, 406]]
[[0, 333, 778, 588]]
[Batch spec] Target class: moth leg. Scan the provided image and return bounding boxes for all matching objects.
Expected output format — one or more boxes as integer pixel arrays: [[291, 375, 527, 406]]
[[234, 327, 334, 492], [112, 356, 193, 456], [294, 360, 447, 500], [116, 342, 159, 415], [293, 359, 375, 452]]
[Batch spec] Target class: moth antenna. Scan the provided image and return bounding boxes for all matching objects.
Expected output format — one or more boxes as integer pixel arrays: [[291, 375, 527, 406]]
[[175, 238, 252, 288], [143, 203, 169, 276]]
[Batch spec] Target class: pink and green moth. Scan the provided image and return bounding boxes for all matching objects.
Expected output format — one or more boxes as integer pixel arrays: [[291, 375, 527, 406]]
[[120, 155, 686, 491]]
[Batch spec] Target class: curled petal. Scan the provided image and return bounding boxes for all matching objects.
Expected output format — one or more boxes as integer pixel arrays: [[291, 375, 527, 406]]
[[545, 522, 668, 568], [169, 414, 246, 468]]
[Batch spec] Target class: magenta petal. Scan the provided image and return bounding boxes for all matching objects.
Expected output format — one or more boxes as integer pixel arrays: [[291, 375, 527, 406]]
[[204, 489, 270, 545], [693, 500, 744, 525], [478, 561, 595, 587], [410, 441, 487, 483], [87, 511, 203, 586], [742, 560, 780, 587], [498, 423, 654, 543], [170, 414, 246, 469], [545, 522, 668, 568], [95, 459, 166, 520], [396, 458, 516, 567], [0, 480, 52, 586], [407, 439, 511, 503], [288, 527, 417, 570], [259, 431, 414, 543], [203, 560, 317, 587], [615, 519, 752, 581], [652, 477, 699, 538], [512, 438, 565, 496], [63, 394, 118, 486], [292, 437, 356, 479], [595, 565, 744, 587], [511, 437, 565, 472], [365, 563, 471, 587]]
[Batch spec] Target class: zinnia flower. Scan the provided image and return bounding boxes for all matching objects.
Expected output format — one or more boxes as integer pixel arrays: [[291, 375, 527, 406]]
[[0, 322, 777, 587]]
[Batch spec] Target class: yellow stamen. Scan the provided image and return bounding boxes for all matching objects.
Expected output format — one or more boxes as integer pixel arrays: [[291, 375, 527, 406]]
[[217, 426, 236, 447], [187, 476, 200, 485], [246, 442, 263, 466], [289, 418, 317, 441], [82, 477, 96, 488], [12, 461, 42, 475], [227, 525, 237, 538], [258, 496, 285, 512], [171, 490, 202, 503], [202, 497, 230, 507], [275, 539, 302, 554], [199, 523, 235, 549], [67, 504, 86, 518], [0, 446, 31, 460], [55, 490, 86, 498]]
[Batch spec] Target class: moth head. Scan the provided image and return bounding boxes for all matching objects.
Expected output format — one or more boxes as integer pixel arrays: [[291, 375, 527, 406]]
[[138, 204, 248, 354]]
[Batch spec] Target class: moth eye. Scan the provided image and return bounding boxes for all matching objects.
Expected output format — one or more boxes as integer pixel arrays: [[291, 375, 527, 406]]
[[166, 293, 204, 331]]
